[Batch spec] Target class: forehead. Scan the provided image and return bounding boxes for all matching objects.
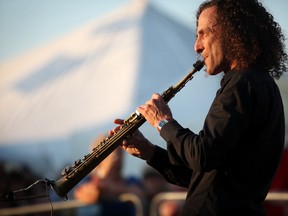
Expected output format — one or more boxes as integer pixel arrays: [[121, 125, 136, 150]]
[[197, 6, 217, 32]]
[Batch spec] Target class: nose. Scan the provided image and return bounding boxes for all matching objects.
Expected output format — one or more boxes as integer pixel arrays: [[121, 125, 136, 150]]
[[194, 36, 203, 54]]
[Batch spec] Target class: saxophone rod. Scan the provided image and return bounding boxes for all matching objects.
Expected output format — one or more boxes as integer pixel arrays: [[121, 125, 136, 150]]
[[47, 60, 204, 199]]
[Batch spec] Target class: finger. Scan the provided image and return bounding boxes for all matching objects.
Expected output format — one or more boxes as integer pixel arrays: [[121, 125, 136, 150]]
[[109, 130, 113, 136], [137, 104, 154, 120], [109, 125, 122, 135], [114, 119, 124, 125], [122, 139, 129, 146], [110, 119, 125, 135], [120, 139, 130, 150], [152, 93, 161, 100], [137, 105, 145, 116]]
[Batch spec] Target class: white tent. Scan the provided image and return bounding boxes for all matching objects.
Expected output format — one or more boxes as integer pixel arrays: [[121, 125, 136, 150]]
[[0, 1, 216, 143], [0, 0, 261, 179]]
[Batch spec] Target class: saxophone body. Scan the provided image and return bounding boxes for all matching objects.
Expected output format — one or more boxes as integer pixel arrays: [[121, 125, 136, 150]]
[[49, 60, 204, 199]]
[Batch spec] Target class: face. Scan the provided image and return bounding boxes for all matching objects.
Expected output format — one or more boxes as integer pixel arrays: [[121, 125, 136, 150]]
[[194, 6, 232, 75]]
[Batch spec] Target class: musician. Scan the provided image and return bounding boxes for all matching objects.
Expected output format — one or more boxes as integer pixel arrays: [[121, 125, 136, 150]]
[[111, 0, 287, 215]]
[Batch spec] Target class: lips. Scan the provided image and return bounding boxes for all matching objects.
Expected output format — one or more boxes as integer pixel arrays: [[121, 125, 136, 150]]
[[202, 56, 208, 64]]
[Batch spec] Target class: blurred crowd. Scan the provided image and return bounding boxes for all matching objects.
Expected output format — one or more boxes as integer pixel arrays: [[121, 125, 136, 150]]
[[73, 135, 185, 216], [0, 139, 287, 216]]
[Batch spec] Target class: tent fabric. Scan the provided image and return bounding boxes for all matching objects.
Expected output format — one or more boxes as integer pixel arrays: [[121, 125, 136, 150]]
[[0, 1, 202, 145]]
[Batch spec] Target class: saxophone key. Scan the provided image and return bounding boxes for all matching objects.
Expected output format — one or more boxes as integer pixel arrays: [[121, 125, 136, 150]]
[[72, 159, 82, 168], [61, 166, 72, 176]]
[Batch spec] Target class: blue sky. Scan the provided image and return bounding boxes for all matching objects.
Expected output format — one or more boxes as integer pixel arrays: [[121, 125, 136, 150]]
[[0, 0, 287, 62]]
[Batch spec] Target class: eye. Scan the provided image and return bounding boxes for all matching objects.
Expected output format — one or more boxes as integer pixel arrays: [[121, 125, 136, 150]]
[[196, 31, 205, 40]]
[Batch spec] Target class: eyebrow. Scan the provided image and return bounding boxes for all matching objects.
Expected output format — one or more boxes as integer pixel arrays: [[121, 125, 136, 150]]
[[196, 23, 218, 37]]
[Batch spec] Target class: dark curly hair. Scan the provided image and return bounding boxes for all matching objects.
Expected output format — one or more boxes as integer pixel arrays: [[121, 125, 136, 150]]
[[196, 0, 287, 79]]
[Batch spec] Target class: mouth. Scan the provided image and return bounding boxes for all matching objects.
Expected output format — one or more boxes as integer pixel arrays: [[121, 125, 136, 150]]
[[202, 56, 207, 64]]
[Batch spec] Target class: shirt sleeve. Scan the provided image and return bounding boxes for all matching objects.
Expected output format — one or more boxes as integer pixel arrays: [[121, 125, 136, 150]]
[[147, 145, 192, 188], [160, 74, 253, 172]]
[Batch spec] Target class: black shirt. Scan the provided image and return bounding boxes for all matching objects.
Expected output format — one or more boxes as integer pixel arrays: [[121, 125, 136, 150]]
[[147, 69, 285, 216]]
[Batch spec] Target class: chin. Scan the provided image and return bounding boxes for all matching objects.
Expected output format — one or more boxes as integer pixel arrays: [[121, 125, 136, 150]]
[[207, 66, 223, 75], [205, 67, 214, 75]]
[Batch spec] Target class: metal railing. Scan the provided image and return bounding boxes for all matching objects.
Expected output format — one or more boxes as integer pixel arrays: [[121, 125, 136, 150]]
[[0, 192, 287, 216], [149, 191, 288, 216], [0, 193, 143, 216]]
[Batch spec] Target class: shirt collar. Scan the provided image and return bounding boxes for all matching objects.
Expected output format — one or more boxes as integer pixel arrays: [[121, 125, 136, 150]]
[[220, 69, 237, 87]]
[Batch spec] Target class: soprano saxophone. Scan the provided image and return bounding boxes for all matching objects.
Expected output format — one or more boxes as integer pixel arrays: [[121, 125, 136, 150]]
[[48, 60, 204, 199]]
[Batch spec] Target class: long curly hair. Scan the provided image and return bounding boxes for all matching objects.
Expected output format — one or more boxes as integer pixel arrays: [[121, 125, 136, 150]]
[[196, 0, 287, 79]]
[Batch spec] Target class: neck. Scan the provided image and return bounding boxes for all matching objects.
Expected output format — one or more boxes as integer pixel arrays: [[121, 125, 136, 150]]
[[223, 60, 237, 73]]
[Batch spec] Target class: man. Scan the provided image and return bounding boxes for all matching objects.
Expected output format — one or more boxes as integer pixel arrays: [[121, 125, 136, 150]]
[[111, 0, 287, 215]]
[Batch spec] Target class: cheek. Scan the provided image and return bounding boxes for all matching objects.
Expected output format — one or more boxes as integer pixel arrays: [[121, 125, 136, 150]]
[[212, 42, 227, 69], [212, 41, 225, 61], [206, 45, 225, 75]]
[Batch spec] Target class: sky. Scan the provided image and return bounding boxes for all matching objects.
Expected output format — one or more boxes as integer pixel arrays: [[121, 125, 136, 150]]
[[0, 0, 287, 62]]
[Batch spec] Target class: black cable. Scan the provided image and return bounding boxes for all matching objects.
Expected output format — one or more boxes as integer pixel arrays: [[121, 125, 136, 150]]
[[0, 178, 54, 216]]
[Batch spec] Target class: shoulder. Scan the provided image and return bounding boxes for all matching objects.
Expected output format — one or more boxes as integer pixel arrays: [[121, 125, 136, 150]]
[[233, 68, 274, 84], [224, 68, 276, 93]]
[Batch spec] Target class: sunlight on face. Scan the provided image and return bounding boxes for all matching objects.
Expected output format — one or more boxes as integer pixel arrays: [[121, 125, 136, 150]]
[[195, 6, 231, 75]]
